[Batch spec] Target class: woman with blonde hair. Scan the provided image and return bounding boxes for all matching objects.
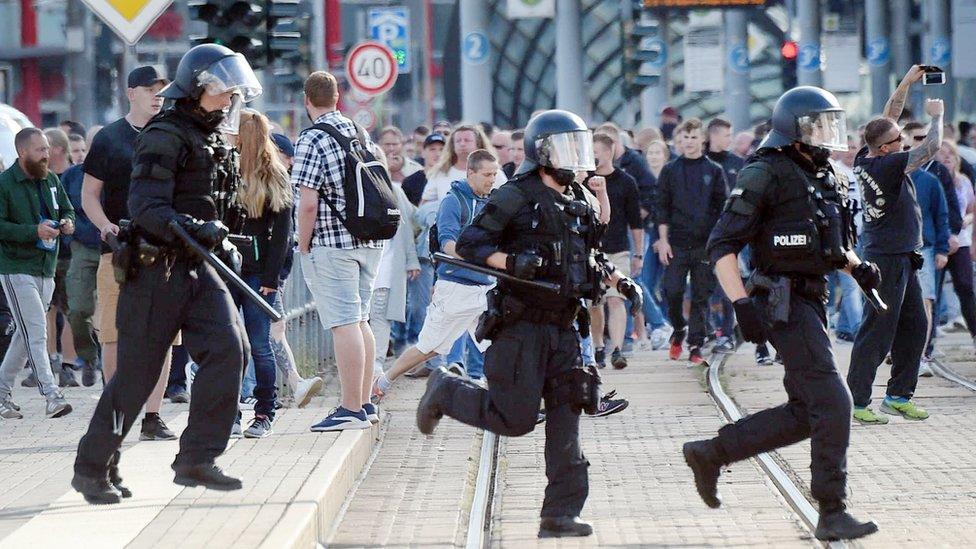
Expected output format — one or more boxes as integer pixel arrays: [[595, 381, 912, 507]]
[[421, 124, 507, 203], [231, 109, 295, 438], [934, 139, 976, 347]]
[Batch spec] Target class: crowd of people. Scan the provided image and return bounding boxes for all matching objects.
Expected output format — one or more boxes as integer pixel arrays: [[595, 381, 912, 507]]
[[1, 63, 973, 440]]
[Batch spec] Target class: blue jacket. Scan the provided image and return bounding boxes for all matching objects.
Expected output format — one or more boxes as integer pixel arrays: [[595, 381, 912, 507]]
[[61, 164, 101, 250], [913, 168, 950, 255], [436, 180, 492, 286]]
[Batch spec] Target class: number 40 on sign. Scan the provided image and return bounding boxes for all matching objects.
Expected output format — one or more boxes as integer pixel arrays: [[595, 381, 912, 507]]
[[345, 41, 399, 96]]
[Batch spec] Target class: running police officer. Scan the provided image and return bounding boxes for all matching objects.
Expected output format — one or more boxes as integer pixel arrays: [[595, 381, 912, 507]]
[[416, 110, 642, 538], [72, 44, 260, 504], [682, 87, 880, 542]]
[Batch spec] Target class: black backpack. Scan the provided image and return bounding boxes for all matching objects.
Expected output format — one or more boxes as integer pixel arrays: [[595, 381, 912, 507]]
[[308, 122, 401, 241]]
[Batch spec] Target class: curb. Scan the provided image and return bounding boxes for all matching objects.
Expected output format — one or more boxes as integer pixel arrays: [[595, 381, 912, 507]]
[[260, 423, 378, 549]]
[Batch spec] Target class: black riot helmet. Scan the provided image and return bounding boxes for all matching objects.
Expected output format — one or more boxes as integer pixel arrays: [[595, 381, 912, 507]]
[[159, 44, 262, 103], [515, 109, 596, 176], [758, 86, 848, 152]]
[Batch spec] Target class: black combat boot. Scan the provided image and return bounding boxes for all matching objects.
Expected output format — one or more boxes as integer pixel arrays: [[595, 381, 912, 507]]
[[172, 463, 242, 491], [682, 439, 726, 508], [416, 366, 456, 435], [71, 473, 122, 505], [109, 466, 132, 498], [815, 502, 878, 541], [538, 516, 593, 538]]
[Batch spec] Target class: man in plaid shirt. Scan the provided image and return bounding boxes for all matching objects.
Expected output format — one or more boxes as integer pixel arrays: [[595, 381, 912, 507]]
[[293, 72, 384, 431]]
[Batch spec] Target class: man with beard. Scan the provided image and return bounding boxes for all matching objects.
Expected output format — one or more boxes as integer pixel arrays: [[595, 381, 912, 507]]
[[0, 128, 75, 420], [73, 44, 259, 503]]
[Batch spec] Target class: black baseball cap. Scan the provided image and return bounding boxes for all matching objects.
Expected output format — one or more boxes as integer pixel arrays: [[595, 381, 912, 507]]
[[127, 66, 169, 89], [423, 133, 446, 147], [271, 133, 294, 158]]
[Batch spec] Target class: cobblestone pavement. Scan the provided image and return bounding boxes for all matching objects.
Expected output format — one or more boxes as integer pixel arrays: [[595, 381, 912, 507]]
[[722, 331, 976, 547], [0, 370, 342, 548]]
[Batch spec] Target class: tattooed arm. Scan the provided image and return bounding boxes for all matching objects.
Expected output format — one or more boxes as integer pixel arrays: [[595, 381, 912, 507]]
[[906, 99, 945, 174], [884, 65, 924, 122]]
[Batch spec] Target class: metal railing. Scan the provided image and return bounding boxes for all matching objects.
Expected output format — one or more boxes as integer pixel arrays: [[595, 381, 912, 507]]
[[278, 256, 334, 378]]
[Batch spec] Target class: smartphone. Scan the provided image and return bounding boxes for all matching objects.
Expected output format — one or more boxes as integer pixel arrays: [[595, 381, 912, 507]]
[[921, 65, 946, 86]]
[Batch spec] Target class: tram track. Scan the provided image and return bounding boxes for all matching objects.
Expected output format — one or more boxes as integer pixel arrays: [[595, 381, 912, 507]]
[[705, 354, 847, 549], [931, 357, 976, 392], [464, 431, 500, 549]]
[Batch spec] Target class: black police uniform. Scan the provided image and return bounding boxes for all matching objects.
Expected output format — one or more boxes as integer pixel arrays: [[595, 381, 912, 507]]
[[702, 146, 854, 505], [74, 103, 247, 483], [423, 172, 604, 522]]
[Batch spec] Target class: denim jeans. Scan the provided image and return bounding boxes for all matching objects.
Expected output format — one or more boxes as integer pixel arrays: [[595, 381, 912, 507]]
[[447, 333, 484, 379], [834, 271, 864, 337], [233, 274, 279, 419], [639, 232, 667, 329], [403, 260, 435, 346]]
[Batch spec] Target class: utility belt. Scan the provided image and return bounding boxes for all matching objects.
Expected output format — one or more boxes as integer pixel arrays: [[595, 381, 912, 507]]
[[746, 272, 827, 324], [111, 220, 249, 283], [475, 289, 579, 341]]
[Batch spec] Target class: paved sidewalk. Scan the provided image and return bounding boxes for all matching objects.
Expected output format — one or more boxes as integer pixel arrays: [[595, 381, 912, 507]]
[[328, 377, 483, 548], [723, 332, 976, 546], [489, 354, 815, 547], [0, 372, 369, 548]]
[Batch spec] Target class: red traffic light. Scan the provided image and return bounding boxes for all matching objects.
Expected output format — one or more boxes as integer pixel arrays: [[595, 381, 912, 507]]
[[781, 40, 798, 60]]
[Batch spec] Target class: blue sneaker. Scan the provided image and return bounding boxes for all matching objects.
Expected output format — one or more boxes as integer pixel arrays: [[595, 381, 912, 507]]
[[310, 407, 371, 432], [363, 403, 380, 424]]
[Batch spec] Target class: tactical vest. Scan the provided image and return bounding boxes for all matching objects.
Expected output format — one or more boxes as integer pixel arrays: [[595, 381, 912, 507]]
[[508, 177, 605, 301], [749, 152, 851, 277], [146, 109, 244, 231]]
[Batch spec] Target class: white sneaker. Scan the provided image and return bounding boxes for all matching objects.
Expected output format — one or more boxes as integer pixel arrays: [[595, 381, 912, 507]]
[[295, 376, 323, 408], [650, 325, 673, 350], [918, 360, 934, 378], [946, 316, 968, 333]]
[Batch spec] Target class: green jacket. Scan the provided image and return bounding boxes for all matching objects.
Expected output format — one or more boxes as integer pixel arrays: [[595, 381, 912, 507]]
[[0, 162, 75, 277]]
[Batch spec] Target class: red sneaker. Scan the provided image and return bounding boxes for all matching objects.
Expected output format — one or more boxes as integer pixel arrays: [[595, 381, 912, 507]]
[[669, 342, 683, 360], [689, 346, 705, 365]]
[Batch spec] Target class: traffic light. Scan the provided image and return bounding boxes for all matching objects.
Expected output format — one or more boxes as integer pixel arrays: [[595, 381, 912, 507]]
[[189, 0, 305, 70], [780, 40, 798, 90], [623, 3, 665, 98]]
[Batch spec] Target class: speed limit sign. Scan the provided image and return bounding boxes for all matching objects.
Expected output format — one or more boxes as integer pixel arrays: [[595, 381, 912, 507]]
[[346, 41, 399, 96]]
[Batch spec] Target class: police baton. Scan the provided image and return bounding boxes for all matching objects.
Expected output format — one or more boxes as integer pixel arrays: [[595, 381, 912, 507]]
[[168, 220, 283, 322], [431, 252, 562, 293], [862, 287, 888, 313]]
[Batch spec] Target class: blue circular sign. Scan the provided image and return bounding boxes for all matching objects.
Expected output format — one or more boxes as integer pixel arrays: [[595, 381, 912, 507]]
[[866, 37, 890, 67], [728, 44, 749, 74], [798, 43, 821, 71], [463, 31, 490, 65], [931, 37, 951, 66]]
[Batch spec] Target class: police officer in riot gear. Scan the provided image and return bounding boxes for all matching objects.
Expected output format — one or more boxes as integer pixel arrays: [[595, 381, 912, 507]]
[[682, 87, 880, 542], [72, 44, 260, 504], [416, 110, 641, 538]]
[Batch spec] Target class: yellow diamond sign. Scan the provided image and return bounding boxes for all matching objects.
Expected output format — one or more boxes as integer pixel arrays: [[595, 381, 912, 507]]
[[81, 0, 174, 44]]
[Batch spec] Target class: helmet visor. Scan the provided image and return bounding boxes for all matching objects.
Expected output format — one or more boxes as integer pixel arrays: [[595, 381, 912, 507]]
[[537, 130, 596, 172], [198, 54, 263, 103], [797, 111, 847, 152]]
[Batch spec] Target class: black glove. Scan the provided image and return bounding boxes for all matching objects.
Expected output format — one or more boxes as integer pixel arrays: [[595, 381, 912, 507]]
[[616, 277, 644, 316], [506, 252, 544, 280], [176, 215, 229, 250], [733, 297, 766, 344], [217, 239, 243, 275], [851, 261, 881, 291]]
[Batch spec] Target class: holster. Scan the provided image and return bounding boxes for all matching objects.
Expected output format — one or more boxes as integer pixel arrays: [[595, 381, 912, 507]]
[[475, 288, 504, 342], [746, 273, 792, 324], [112, 221, 167, 283], [544, 361, 601, 415]]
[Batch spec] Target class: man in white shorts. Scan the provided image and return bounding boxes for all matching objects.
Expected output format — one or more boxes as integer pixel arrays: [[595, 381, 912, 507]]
[[375, 150, 498, 392]]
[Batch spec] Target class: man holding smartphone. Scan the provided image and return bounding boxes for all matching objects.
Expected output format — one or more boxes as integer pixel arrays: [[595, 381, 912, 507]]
[[0, 128, 75, 420]]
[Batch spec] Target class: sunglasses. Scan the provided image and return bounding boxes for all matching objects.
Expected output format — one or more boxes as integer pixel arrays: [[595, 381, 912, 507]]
[[882, 134, 903, 147]]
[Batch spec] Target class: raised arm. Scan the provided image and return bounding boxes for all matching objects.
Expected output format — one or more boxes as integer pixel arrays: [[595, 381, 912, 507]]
[[906, 99, 945, 174], [883, 65, 924, 122]]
